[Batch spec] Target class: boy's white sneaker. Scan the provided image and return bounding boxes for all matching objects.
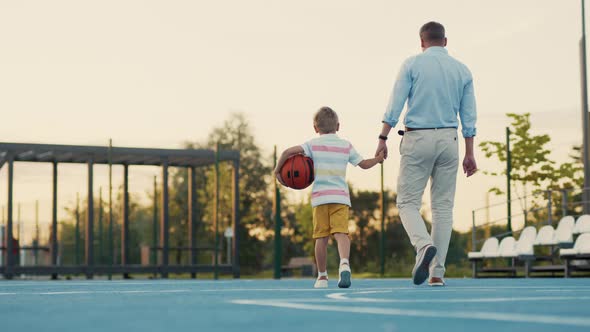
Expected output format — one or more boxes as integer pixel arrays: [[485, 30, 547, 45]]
[[338, 263, 351, 288], [314, 276, 328, 288]]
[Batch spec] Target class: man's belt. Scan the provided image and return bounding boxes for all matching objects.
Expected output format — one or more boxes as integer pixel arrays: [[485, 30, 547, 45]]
[[398, 126, 457, 136]]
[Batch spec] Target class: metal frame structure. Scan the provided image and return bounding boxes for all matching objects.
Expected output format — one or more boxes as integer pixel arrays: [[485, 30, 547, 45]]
[[0, 142, 240, 279]]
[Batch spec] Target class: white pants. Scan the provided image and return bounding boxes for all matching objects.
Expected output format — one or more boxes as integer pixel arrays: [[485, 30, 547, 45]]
[[396, 128, 458, 278]]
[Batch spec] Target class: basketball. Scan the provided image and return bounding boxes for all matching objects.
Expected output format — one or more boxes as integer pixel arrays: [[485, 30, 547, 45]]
[[279, 154, 314, 190]]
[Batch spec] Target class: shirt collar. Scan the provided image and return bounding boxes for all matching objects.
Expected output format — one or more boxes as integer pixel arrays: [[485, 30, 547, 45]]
[[320, 133, 338, 138], [424, 46, 448, 54]]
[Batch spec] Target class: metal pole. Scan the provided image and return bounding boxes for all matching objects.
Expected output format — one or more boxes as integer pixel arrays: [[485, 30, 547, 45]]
[[35, 200, 39, 266], [98, 188, 103, 265], [581, 0, 590, 214], [380, 162, 385, 277], [152, 176, 158, 266], [161, 162, 169, 278], [562, 189, 568, 218], [17, 203, 20, 243], [188, 167, 197, 278], [273, 145, 282, 279], [86, 160, 94, 279], [232, 159, 240, 279], [108, 139, 113, 280], [214, 143, 220, 280], [51, 161, 58, 279], [471, 210, 476, 252], [122, 164, 129, 278], [506, 127, 512, 232], [547, 190, 553, 225], [75, 192, 80, 266], [4, 157, 14, 279]]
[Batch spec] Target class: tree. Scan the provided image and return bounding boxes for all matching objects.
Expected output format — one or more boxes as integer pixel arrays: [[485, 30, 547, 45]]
[[479, 113, 583, 222]]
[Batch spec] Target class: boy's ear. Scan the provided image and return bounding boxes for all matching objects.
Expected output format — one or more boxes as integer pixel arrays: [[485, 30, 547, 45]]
[[336, 123, 340, 131], [314, 124, 319, 133]]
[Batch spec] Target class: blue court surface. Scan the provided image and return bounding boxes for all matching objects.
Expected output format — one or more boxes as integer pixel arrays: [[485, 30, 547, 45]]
[[1, 278, 590, 331]]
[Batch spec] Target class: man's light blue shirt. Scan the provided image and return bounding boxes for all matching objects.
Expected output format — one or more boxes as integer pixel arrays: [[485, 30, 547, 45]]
[[383, 46, 477, 138]]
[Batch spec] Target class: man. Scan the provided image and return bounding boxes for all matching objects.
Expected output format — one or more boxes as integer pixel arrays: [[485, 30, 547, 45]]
[[375, 21, 477, 286]]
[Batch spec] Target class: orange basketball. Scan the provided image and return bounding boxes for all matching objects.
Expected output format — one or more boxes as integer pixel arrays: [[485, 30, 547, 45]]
[[280, 154, 314, 190]]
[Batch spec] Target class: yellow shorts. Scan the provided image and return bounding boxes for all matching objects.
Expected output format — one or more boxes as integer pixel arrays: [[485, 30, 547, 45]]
[[312, 203, 350, 239]]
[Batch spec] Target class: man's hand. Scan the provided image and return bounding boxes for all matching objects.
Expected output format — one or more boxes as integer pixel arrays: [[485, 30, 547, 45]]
[[463, 154, 477, 177], [375, 140, 388, 161]]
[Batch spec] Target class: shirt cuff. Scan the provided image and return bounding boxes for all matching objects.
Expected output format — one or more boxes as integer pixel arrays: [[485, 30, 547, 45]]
[[462, 127, 477, 138], [381, 119, 398, 127]]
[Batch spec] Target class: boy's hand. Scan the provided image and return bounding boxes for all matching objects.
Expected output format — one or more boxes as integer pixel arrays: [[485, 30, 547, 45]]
[[274, 170, 287, 186]]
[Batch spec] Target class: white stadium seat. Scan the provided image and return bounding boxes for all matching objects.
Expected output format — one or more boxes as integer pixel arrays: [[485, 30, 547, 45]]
[[534, 225, 557, 246], [515, 226, 537, 256], [560, 233, 590, 256], [468, 237, 498, 259], [498, 236, 517, 257], [574, 215, 590, 234], [555, 216, 575, 246]]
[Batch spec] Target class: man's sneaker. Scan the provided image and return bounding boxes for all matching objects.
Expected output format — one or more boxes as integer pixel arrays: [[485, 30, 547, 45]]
[[338, 263, 351, 288], [428, 277, 445, 287], [412, 244, 437, 285], [314, 276, 328, 288]]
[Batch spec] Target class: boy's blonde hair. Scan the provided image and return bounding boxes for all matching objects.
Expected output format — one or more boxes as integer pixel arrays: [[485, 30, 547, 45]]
[[314, 107, 339, 134]]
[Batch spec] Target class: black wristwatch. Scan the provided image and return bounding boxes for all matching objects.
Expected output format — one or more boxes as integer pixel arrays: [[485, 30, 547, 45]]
[[379, 135, 388, 141]]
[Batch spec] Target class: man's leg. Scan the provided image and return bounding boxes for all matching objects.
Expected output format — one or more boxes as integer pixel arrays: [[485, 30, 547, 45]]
[[397, 132, 437, 285], [429, 130, 459, 279], [397, 132, 435, 252]]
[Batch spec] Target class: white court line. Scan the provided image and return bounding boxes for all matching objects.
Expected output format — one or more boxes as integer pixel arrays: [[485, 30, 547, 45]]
[[23, 289, 190, 296], [0, 280, 238, 287], [199, 287, 398, 292], [0, 293, 17, 296], [325, 292, 590, 303], [232, 299, 590, 327]]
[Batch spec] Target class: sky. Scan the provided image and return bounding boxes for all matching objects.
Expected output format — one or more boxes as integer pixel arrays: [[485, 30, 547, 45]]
[[0, 0, 585, 242]]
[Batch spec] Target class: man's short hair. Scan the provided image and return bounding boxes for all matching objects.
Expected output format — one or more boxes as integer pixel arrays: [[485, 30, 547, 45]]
[[419, 21, 445, 42], [314, 107, 339, 133]]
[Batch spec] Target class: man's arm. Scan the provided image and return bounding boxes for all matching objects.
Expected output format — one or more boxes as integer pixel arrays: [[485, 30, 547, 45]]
[[375, 122, 393, 160], [273, 145, 305, 185], [377, 59, 412, 159], [459, 71, 477, 177], [463, 137, 477, 177]]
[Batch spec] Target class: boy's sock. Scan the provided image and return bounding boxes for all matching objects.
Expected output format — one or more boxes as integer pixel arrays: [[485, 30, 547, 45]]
[[340, 258, 349, 266], [318, 271, 328, 278]]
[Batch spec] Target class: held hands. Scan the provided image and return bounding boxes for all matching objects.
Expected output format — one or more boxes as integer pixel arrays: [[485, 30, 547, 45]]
[[375, 140, 388, 161], [375, 149, 385, 163], [463, 154, 477, 177]]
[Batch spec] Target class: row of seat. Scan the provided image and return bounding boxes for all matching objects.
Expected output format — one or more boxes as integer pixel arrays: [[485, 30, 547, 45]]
[[468, 215, 590, 259], [468, 215, 590, 278]]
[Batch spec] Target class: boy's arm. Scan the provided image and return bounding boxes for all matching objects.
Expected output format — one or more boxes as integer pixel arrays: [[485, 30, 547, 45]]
[[273, 145, 305, 185], [358, 150, 385, 169]]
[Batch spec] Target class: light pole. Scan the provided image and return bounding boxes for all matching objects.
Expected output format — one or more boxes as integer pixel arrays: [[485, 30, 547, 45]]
[[581, 0, 590, 213]]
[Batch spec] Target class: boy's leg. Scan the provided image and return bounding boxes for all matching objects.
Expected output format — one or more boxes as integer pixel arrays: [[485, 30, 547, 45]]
[[333, 233, 350, 261], [314, 237, 329, 288], [330, 204, 352, 288], [314, 237, 329, 273]]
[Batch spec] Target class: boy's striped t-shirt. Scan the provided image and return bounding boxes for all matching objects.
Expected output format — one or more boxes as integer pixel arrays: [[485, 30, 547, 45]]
[[300, 134, 363, 207]]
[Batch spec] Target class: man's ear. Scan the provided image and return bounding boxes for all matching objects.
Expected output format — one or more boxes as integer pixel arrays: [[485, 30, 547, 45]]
[[443, 37, 448, 47]]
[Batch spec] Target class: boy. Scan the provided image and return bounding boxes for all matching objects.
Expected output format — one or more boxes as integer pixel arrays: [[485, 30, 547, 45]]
[[274, 107, 384, 288]]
